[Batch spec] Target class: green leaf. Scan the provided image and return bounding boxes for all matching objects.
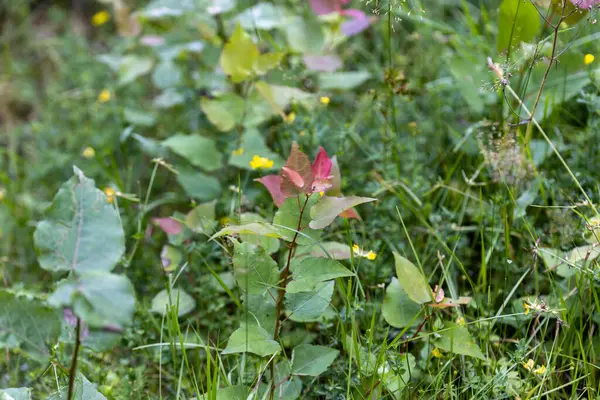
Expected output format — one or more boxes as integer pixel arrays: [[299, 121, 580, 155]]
[[233, 241, 279, 294], [287, 257, 354, 293], [154, 89, 184, 108], [228, 129, 282, 170], [220, 23, 259, 83], [118, 55, 154, 85], [273, 362, 303, 400], [297, 241, 352, 260], [291, 344, 339, 376], [222, 324, 281, 357], [309, 196, 376, 229], [382, 278, 423, 328], [152, 60, 182, 89], [150, 288, 196, 317], [285, 281, 333, 322], [274, 196, 321, 245], [0, 388, 31, 400], [200, 93, 245, 132], [176, 166, 221, 201], [49, 272, 135, 329], [186, 200, 217, 233], [210, 222, 284, 241], [197, 384, 267, 400], [160, 244, 182, 272], [434, 323, 485, 360], [236, 3, 286, 30], [34, 166, 125, 273], [254, 53, 283, 75], [381, 354, 416, 399], [239, 213, 280, 254], [123, 108, 156, 127], [284, 16, 324, 53], [497, 0, 540, 53], [47, 373, 106, 400], [393, 252, 431, 304], [163, 134, 222, 171], [319, 71, 371, 90], [0, 291, 61, 363], [245, 290, 277, 336]]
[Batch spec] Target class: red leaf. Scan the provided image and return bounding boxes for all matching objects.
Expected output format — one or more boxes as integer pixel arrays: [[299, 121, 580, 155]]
[[255, 175, 285, 207], [153, 217, 183, 235], [340, 207, 361, 220], [312, 147, 333, 180], [280, 142, 314, 197]]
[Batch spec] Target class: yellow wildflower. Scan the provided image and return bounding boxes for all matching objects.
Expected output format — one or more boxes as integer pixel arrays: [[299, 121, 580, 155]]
[[82, 147, 96, 159], [352, 244, 377, 261], [91, 11, 111, 27], [352, 244, 360, 254], [285, 112, 296, 124], [104, 187, 116, 203], [319, 191, 324, 197], [219, 216, 231, 226], [98, 90, 111, 103], [319, 96, 330, 105], [584, 53, 595, 66], [366, 251, 377, 260], [456, 316, 466, 326], [523, 302, 531, 315], [522, 359, 534, 371], [231, 147, 244, 156], [431, 348, 443, 358], [249, 155, 274, 170], [534, 364, 546, 375]]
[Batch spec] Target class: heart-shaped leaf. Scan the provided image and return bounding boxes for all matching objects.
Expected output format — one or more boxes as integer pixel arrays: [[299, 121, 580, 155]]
[[222, 325, 281, 357], [309, 196, 376, 229], [393, 252, 431, 304], [291, 344, 339, 376]]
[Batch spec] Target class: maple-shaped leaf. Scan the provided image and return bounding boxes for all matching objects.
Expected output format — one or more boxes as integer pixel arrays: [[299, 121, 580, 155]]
[[280, 142, 314, 197]]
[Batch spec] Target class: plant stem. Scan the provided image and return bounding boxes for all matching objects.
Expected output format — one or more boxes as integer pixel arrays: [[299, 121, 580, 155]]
[[269, 194, 310, 398], [67, 318, 82, 400]]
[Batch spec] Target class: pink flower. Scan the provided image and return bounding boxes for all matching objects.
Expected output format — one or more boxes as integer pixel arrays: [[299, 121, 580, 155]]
[[569, 0, 599, 8], [309, 0, 374, 36]]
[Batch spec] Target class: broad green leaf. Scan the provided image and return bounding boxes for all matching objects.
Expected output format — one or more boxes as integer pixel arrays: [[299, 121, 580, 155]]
[[291, 344, 339, 376], [0, 388, 31, 400], [0, 291, 61, 363], [163, 134, 222, 171], [123, 108, 156, 127], [297, 241, 352, 260], [309, 196, 376, 229], [318, 71, 371, 90], [176, 166, 221, 201], [34, 166, 125, 273], [236, 3, 285, 30], [539, 246, 600, 278], [382, 278, 423, 328], [49, 272, 135, 329], [228, 129, 282, 170], [206, 0, 237, 15], [256, 82, 316, 113], [245, 290, 277, 336], [160, 245, 182, 272], [448, 55, 487, 114], [152, 60, 182, 89], [197, 384, 267, 400], [233, 241, 279, 294], [46, 373, 106, 400], [118, 55, 154, 85], [239, 213, 280, 254], [254, 53, 283, 75], [154, 89, 184, 108], [186, 200, 217, 233], [210, 222, 283, 241], [200, 93, 245, 132], [434, 323, 485, 360], [287, 257, 354, 293], [222, 324, 281, 357], [150, 288, 196, 317], [393, 252, 431, 304], [284, 16, 324, 53], [382, 354, 416, 399], [497, 0, 540, 53], [273, 362, 303, 400], [274, 196, 321, 245], [285, 281, 333, 322], [220, 23, 259, 83]]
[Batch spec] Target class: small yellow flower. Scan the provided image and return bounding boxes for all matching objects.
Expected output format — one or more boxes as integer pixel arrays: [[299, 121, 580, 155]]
[[249, 155, 274, 170], [82, 147, 96, 159], [352, 244, 377, 261], [431, 348, 443, 358], [522, 359, 534, 371], [231, 147, 244, 156], [319, 191, 324, 197], [523, 302, 531, 315], [352, 244, 360, 254], [534, 364, 546, 375], [366, 251, 377, 260], [219, 216, 231, 226], [104, 187, 116, 203], [456, 316, 466, 326], [319, 96, 330, 105], [285, 112, 296, 124], [98, 90, 111, 103], [91, 11, 111, 27], [584, 53, 595, 66]]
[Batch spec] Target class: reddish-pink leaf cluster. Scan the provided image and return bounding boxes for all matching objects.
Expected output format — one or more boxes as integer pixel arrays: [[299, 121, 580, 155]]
[[256, 143, 360, 220], [309, 0, 375, 36]]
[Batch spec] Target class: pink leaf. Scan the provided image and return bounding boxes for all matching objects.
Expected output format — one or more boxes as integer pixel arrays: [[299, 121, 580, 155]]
[[339, 207, 361, 220], [312, 178, 333, 193], [309, 0, 340, 15], [311, 147, 333, 180], [153, 217, 183, 235], [255, 175, 285, 207], [281, 167, 305, 189], [280, 142, 314, 197], [432, 285, 445, 303], [340, 9, 372, 36], [303, 54, 343, 72]]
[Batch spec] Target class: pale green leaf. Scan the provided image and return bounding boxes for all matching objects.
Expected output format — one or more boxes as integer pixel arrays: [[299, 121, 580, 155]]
[[196, 384, 267, 400], [228, 129, 282, 170], [287, 257, 354, 293], [297, 241, 352, 260], [309, 196, 376, 229], [497, 0, 540, 52], [186, 200, 217, 233], [210, 222, 283, 241], [274, 196, 321, 245], [236, 3, 286, 30], [222, 325, 280, 357], [284, 16, 324, 53], [434, 323, 485, 360], [245, 290, 277, 336], [176, 166, 221, 201], [319, 71, 371, 90], [46, 373, 106, 400], [254, 53, 283, 75], [118, 56, 154, 85], [150, 288, 196, 317], [291, 344, 339, 376], [152, 60, 182, 89], [154, 89, 184, 108], [123, 108, 156, 127], [239, 213, 280, 254], [220, 23, 259, 83], [200, 93, 245, 132], [382, 278, 423, 328], [233, 241, 279, 294], [273, 362, 303, 400], [163, 134, 222, 171], [393, 252, 431, 304], [0, 388, 31, 400], [285, 281, 333, 322]]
